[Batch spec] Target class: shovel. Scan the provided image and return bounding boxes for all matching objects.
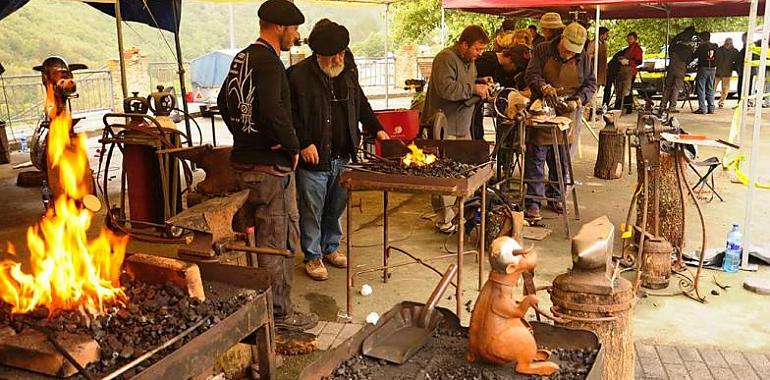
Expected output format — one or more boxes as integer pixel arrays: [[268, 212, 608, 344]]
[[362, 263, 458, 364]]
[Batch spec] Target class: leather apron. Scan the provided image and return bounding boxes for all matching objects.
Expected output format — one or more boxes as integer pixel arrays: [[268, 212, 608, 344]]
[[528, 56, 581, 145]]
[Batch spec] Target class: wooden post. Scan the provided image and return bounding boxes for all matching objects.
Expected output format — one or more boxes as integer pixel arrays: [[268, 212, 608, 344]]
[[594, 128, 625, 179], [640, 238, 673, 289], [635, 152, 685, 249]]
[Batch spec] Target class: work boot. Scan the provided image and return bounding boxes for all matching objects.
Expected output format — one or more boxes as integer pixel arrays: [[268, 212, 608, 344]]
[[693, 109, 706, 114], [548, 201, 565, 214], [323, 251, 347, 268], [275, 311, 319, 332], [524, 204, 542, 221], [435, 221, 457, 234], [304, 259, 328, 281]]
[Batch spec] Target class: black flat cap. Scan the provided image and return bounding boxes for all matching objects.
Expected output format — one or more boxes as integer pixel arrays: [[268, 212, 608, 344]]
[[258, 0, 305, 26], [308, 22, 350, 56]]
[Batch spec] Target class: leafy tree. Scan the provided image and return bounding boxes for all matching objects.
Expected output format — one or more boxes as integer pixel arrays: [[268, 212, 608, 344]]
[[350, 32, 386, 57]]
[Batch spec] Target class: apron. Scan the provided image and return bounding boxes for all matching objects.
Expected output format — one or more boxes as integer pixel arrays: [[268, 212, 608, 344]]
[[528, 56, 581, 145]]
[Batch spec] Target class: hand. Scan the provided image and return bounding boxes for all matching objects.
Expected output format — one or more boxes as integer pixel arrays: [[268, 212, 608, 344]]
[[300, 144, 319, 165], [566, 99, 580, 111], [619, 58, 630, 66], [541, 84, 559, 97], [376, 130, 390, 141], [474, 83, 490, 100], [291, 153, 299, 171]]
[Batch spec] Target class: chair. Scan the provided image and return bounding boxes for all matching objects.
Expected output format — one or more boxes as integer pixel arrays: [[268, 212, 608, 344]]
[[688, 156, 724, 203]]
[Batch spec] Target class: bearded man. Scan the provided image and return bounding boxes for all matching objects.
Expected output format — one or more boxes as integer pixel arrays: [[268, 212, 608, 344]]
[[288, 21, 389, 281]]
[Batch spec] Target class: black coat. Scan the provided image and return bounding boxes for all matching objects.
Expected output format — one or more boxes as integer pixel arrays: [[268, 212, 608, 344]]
[[287, 56, 383, 170]]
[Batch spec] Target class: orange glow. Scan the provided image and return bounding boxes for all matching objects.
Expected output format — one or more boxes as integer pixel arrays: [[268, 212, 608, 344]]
[[402, 143, 437, 167], [0, 84, 127, 316]]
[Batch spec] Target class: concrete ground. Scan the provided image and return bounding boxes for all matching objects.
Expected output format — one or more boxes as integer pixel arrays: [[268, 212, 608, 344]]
[[0, 96, 768, 378]]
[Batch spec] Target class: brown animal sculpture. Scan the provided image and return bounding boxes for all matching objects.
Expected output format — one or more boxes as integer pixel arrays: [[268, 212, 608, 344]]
[[467, 236, 559, 376]]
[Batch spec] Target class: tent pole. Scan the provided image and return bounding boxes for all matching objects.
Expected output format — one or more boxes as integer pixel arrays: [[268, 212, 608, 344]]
[[228, 3, 236, 49], [592, 6, 600, 124], [385, 2, 390, 108], [738, 0, 759, 148], [742, 0, 768, 269], [441, 7, 446, 47], [171, 0, 193, 146], [114, 0, 128, 99], [662, 8, 670, 109]]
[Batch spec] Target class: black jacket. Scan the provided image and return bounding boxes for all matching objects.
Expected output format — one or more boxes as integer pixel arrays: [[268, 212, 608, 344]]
[[217, 43, 299, 167], [287, 55, 383, 170]]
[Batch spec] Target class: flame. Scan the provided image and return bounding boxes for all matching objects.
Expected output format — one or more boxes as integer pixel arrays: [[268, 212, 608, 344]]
[[402, 143, 437, 167], [0, 84, 127, 316]]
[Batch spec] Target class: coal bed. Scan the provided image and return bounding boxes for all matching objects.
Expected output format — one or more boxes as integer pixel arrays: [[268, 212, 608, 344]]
[[324, 324, 598, 380], [0, 275, 258, 379], [359, 159, 481, 178]]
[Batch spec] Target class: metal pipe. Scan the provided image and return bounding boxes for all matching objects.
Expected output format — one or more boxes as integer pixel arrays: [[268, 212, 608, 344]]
[[171, 0, 193, 147], [738, 0, 760, 147], [384, 3, 390, 108], [743, 0, 770, 268], [383, 191, 389, 282], [441, 7, 446, 47], [346, 191, 353, 318], [114, 0, 128, 98], [479, 183, 486, 290], [592, 7, 600, 126], [456, 196, 465, 319], [228, 3, 236, 49], [634, 163, 650, 292], [101, 318, 207, 380]]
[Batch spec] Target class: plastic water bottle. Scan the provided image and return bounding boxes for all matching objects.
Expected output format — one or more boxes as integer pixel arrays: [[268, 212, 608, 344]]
[[722, 224, 742, 273], [19, 131, 27, 153]]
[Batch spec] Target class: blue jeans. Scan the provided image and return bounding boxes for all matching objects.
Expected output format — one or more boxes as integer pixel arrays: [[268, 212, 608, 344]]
[[524, 143, 570, 208], [297, 158, 349, 262], [696, 67, 716, 111]]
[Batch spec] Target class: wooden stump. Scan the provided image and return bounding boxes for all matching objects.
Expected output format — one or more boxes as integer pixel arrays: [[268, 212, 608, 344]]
[[640, 238, 673, 289], [551, 275, 635, 380], [636, 152, 685, 250], [594, 128, 625, 179]]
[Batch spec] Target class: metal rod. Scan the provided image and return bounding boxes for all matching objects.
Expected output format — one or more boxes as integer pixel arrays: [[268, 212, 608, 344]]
[[634, 163, 650, 292], [591, 6, 600, 126], [479, 183, 486, 290], [457, 196, 465, 319], [28, 326, 96, 380], [743, 0, 770, 268], [101, 318, 207, 380], [551, 128, 570, 238], [346, 190, 353, 318], [171, 0, 193, 147], [228, 3, 236, 49], [676, 147, 706, 302], [384, 3, 390, 108], [440, 7, 446, 47], [383, 191, 389, 282], [114, 0, 128, 98]]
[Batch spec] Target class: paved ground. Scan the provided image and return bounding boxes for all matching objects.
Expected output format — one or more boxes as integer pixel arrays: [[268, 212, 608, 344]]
[[635, 341, 770, 380]]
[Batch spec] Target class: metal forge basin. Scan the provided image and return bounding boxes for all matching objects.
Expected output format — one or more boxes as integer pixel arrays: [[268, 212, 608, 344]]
[[0, 261, 276, 380], [299, 301, 604, 380]]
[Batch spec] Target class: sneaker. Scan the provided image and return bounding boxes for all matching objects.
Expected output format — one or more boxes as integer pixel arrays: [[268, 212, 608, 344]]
[[707, 109, 715, 114], [524, 205, 542, 221], [275, 311, 319, 332], [693, 109, 706, 114], [435, 222, 457, 234], [304, 259, 328, 281], [323, 251, 347, 268]]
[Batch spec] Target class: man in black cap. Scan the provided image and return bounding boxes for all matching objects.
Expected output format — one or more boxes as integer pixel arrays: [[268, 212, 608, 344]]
[[218, 0, 317, 331], [288, 21, 389, 281]]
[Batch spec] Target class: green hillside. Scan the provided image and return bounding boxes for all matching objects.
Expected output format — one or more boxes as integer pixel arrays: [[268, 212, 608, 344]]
[[0, 0, 387, 76]]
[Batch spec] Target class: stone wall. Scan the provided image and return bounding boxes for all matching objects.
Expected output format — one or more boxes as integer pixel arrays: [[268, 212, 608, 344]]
[[106, 48, 152, 112]]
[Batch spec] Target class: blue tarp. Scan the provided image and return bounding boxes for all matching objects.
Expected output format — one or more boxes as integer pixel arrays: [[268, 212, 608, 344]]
[[0, 0, 180, 32], [190, 49, 240, 88]]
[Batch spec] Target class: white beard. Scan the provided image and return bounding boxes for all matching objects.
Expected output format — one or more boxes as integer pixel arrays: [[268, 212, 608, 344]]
[[320, 62, 345, 78]]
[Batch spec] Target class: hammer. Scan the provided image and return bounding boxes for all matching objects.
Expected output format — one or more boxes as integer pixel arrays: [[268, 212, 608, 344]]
[[212, 242, 293, 257]]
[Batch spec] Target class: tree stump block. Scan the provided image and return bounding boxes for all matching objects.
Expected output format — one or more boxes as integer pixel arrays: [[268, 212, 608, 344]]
[[636, 152, 685, 250], [640, 238, 673, 289], [551, 275, 635, 380], [594, 128, 625, 179]]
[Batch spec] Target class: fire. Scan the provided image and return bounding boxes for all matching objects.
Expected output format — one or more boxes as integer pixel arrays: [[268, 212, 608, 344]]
[[0, 84, 127, 316], [402, 143, 436, 167]]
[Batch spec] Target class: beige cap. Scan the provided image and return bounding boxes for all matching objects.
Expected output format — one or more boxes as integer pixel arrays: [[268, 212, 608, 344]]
[[539, 12, 565, 30], [562, 22, 587, 54]]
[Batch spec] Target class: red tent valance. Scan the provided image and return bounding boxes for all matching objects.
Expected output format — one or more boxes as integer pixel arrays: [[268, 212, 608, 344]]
[[442, 0, 763, 19]]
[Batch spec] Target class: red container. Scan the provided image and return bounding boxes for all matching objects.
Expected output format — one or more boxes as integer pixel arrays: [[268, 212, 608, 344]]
[[374, 109, 420, 155]]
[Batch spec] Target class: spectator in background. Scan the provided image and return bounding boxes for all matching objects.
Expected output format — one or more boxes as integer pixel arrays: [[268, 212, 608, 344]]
[[529, 24, 545, 47], [735, 32, 757, 104], [660, 38, 695, 114], [420, 25, 490, 233], [494, 19, 519, 52], [587, 27, 610, 92], [539, 13, 565, 42], [715, 37, 739, 108], [694, 31, 718, 114], [603, 46, 627, 108], [614, 32, 643, 114]]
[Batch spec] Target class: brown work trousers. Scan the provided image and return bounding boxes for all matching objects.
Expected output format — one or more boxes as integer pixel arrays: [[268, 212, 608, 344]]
[[233, 169, 299, 318]]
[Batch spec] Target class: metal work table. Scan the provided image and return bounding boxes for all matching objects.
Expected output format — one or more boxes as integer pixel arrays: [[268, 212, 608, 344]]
[[340, 140, 493, 321]]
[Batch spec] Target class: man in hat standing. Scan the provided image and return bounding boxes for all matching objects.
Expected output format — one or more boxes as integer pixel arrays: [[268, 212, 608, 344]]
[[538, 13, 565, 45], [420, 25, 490, 233], [218, 0, 317, 331], [288, 22, 389, 281], [524, 22, 596, 220]]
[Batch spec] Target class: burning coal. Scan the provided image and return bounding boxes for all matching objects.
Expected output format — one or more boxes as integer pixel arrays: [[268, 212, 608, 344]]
[[0, 84, 127, 317], [402, 143, 436, 167]]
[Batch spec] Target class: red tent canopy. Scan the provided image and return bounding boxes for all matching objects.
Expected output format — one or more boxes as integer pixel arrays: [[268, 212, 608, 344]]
[[442, 0, 763, 19]]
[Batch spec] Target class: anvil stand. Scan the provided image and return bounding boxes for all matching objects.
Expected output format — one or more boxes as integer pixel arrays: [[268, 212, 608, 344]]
[[620, 112, 706, 303]]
